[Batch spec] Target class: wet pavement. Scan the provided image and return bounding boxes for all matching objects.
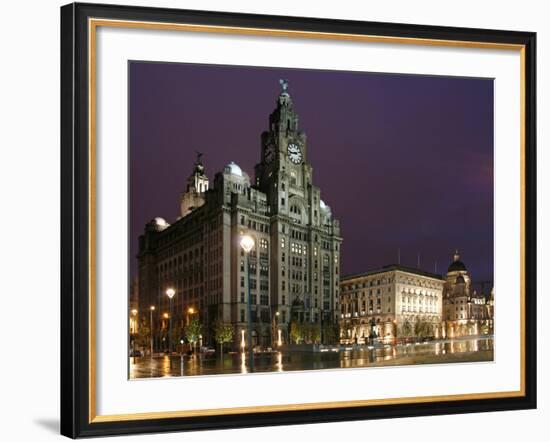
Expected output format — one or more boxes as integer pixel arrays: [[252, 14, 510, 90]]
[[129, 336, 493, 379]]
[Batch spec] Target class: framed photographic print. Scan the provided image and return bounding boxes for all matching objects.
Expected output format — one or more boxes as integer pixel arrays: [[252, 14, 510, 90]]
[[60, 2, 537, 438]]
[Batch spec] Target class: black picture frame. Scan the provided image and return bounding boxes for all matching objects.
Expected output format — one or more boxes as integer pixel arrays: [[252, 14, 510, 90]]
[[61, 2, 537, 438]]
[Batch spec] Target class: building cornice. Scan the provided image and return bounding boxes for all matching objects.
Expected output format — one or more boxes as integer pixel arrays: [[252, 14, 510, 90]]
[[342, 265, 445, 283]]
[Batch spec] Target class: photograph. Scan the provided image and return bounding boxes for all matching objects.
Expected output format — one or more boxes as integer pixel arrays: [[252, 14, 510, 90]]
[[56, 2, 537, 437], [128, 62, 495, 379]]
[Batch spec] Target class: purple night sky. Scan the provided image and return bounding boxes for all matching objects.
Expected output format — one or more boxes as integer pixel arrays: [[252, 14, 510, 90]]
[[129, 61, 494, 287]]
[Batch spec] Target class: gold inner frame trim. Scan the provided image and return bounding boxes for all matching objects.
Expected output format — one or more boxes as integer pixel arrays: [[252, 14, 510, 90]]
[[88, 17, 527, 424]]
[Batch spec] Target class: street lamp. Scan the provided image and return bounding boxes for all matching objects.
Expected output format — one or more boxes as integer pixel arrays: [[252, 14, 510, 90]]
[[130, 308, 137, 333], [186, 307, 198, 353], [273, 311, 280, 348], [131, 309, 138, 363], [186, 306, 195, 326], [179, 338, 185, 376], [166, 288, 175, 368], [240, 234, 255, 371], [149, 306, 155, 357]]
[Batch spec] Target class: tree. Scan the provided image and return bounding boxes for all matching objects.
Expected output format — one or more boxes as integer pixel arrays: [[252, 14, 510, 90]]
[[290, 322, 304, 344], [134, 318, 151, 352], [212, 320, 233, 356], [309, 323, 321, 344], [322, 322, 340, 345], [414, 318, 433, 340], [456, 323, 466, 337], [480, 321, 490, 335], [398, 320, 413, 339], [185, 318, 202, 353]]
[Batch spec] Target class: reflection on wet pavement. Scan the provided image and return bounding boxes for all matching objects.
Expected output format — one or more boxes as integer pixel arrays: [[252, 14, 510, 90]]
[[130, 337, 493, 379]]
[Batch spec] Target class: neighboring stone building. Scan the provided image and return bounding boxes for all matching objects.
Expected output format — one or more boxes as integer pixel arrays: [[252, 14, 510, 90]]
[[442, 250, 494, 337], [339, 265, 445, 344], [137, 80, 342, 350]]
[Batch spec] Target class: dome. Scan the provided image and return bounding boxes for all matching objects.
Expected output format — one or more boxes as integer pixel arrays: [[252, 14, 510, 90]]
[[224, 161, 243, 176], [151, 217, 169, 231], [448, 260, 467, 272], [154, 217, 168, 227], [448, 250, 467, 272], [319, 200, 332, 219]]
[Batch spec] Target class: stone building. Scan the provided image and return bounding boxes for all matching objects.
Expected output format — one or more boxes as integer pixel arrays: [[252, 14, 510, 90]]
[[442, 250, 494, 337], [136, 80, 342, 350], [340, 265, 445, 344]]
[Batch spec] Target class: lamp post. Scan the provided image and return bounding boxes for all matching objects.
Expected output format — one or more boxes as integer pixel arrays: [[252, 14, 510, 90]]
[[240, 234, 255, 371], [166, 288, 175, 368], [186, 306, 194, 326], [320, 311, 324, 345], [186, 307, 197, 353], [131, 309, 138, 363], [273, 311, 280, 347], [149, 306, 155, 357], [180, 338, 185, 376]]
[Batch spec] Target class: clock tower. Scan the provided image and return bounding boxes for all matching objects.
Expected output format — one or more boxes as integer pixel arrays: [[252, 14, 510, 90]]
[[255, 79, 312, 216], [254, 79, 342, 332]]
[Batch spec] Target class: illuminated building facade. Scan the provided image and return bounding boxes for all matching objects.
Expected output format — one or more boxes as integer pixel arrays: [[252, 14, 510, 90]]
[[136, 80, 342, 350], [340, 265, 445, 344], [442, 250, 494, 337]]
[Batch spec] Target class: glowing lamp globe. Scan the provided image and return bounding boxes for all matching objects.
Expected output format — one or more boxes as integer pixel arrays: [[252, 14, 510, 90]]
[[240, 235, 255, 253]]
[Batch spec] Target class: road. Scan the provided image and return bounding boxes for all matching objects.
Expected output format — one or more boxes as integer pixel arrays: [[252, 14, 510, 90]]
[[129, 336, 493, 379]]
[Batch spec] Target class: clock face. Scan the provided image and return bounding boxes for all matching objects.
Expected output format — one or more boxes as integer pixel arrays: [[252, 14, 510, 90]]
[[287, 143, 303, 164], [265, 144, 275, 164]]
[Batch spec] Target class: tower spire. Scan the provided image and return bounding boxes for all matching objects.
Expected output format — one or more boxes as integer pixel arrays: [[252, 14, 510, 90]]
[[180, 152, 209, 217], [279, 78, 289, 96]]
